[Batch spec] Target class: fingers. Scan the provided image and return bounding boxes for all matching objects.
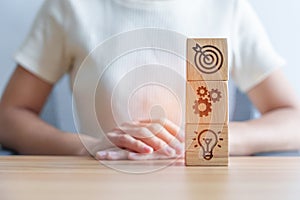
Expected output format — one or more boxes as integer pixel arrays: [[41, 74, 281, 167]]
[[96, 148, 129, 160], [107, 119, 184, 156], [117, 123, 177, 156], [140, 118, 185, 142], [141, 123, 183, 154], [106, 131, 153, 154], [162, 118, 185, 142], [95, 148, 181, 160], [128, 150, 178, 160]]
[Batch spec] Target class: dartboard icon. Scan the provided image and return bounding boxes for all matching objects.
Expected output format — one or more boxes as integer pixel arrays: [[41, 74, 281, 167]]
[[192, 43, 224, 74]]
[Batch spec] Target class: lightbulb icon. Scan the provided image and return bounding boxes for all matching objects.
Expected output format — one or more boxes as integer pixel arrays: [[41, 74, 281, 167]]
[[193, 129, 223, 160]]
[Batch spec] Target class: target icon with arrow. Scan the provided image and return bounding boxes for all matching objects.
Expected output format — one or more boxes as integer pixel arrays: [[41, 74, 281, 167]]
[[192, 43, 224, 74]]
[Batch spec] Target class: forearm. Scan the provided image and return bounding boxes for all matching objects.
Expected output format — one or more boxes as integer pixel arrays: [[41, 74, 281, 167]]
[[230, 107, 300, 155], [0, 106, 88, 155]]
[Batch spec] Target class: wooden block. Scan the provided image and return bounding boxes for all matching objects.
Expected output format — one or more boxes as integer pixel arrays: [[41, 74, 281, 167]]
[[187, 38, 228, 81], [186, 81, 228, 124], [185, 124, 228, 166]]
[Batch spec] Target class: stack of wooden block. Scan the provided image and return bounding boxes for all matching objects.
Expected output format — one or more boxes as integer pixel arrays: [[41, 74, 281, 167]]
[[185, 38, 229, 166]]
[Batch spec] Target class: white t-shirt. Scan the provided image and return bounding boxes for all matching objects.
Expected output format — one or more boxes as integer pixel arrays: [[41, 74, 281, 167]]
[[15, 0, 285, 138]]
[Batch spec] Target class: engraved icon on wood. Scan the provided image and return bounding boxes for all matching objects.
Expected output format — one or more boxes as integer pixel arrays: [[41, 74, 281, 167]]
[[193, 129, 223, 160], [187, 39, 228, 81], [185, 38, 228, 166], [193, 43, 224, 74], [193, 86, 222, 118]]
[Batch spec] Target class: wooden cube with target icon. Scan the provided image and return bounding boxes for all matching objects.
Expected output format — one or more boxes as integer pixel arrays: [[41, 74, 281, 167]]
[[185, 38, 229, 166], [186, 38, 228, 81]]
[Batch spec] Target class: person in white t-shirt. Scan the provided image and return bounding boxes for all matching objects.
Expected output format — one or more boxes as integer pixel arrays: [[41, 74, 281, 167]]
[[0, 0, 299, 159]]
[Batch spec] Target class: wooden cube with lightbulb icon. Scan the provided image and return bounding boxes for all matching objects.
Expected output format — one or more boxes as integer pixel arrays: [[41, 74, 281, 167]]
[[185, 124, 228, 166], [185, 38, 229, 166]]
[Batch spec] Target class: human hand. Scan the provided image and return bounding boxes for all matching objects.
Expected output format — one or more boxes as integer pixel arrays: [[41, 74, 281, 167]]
[[97, 118, 184, 160], [95, 146, 183, 160]]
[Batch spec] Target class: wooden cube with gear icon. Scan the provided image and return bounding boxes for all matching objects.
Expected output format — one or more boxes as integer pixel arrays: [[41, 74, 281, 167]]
[[186, 81, 228, 124], [185, 38, 228, 166]]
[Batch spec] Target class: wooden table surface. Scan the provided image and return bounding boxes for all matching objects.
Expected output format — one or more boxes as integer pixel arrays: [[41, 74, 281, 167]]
[[0, 156, 299, 200]]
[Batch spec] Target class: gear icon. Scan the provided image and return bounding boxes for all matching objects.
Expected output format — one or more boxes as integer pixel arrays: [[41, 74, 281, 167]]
[[209, 89, 222, 103], [192, 98, 212, 117], [196, 86, 209, 98]]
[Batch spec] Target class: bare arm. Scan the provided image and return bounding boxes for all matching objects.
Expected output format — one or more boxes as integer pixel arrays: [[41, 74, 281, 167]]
[[0, 66, 182, 157], [230, 69, 300, 155], [0, 66, 90, 155]]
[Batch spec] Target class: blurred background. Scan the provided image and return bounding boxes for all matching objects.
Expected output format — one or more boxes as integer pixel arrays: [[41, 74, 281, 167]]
[[1, 0, 300, 97]]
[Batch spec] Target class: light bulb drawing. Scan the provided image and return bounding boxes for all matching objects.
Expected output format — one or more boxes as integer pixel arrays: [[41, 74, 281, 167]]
[[193, 129, 223, 160]]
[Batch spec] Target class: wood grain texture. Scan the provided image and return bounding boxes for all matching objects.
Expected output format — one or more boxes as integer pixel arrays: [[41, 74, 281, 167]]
[[0, 156, 300, 200], [185, 124, 228, 166], [187, 38, 228, 81], [185, 38, 229, 166], [186, 81, 228, 124]]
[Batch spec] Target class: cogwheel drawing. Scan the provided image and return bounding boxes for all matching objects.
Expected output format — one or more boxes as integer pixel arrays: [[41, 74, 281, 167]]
[[192, 98, 212, 117], [209, 89, 222, 103], [196, 86, 209, 98]]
